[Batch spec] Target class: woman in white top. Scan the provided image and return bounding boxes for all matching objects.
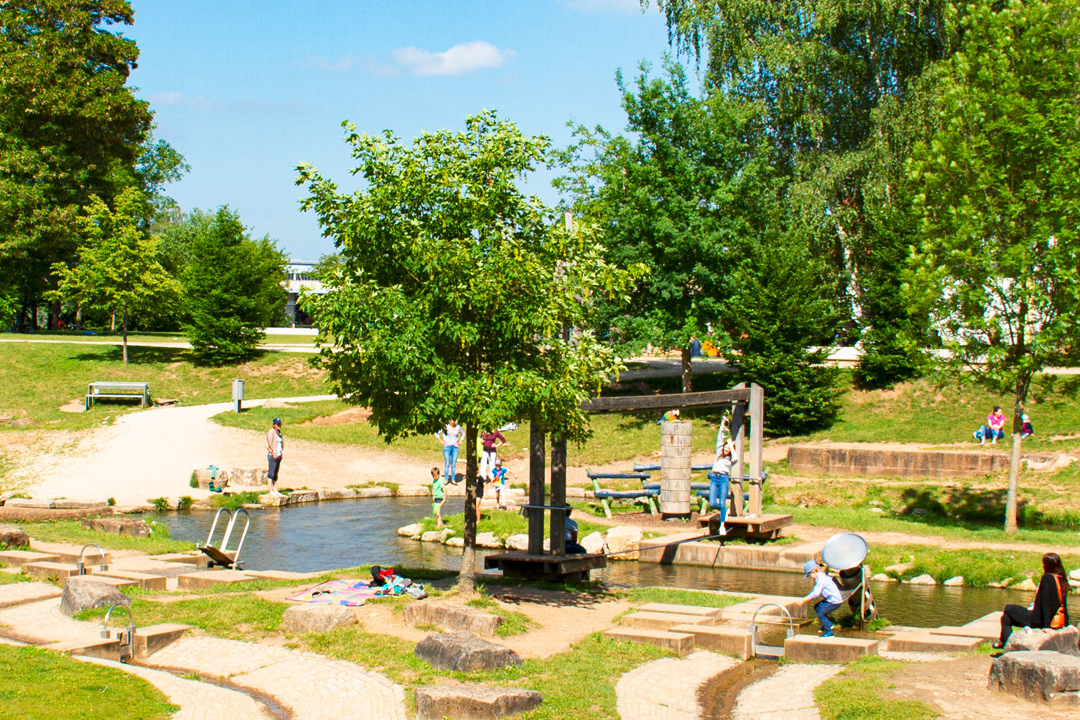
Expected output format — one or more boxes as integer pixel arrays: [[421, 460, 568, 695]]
[[437, 420, 463, 485]]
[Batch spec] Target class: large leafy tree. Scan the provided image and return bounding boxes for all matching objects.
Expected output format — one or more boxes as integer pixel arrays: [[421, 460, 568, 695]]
[[297, 111, 631, 590], [0, 0, 155, 330], [559, 59, 764, 391], [49, 189, 178, 364], [908, 0, 1080, 532], [181, 208, 288, 365]]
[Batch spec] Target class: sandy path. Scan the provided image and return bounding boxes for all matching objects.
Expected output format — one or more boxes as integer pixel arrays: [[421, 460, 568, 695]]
[[13, 395, 431, 506]]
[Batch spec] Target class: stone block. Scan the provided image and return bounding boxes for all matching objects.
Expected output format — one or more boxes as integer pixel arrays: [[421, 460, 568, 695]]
[[4, 498, 54, 509], [885, 631, 984, 653], [605, 526, 643, 560], [395, 486, 430, 497], [53, 499, 110, 511], [0, 550, 58, 567], [398, 523, 425, 538], [0, 582, 63, 608], [505, 534, 529, 552], [153, 552, 209, 567], [944, 576, 965, 586], [282, 603, 358, 633], [638, 603, 724, 619], [133, 624, 190, 658], [317, 488, 357, 500], [94, 569, 168, 591], [74, 574, 137, 590], [0, 525, 30, 548], [1004, 627, 1080, 656], [24, 561, 81, 580], [45, 638, 123, 662], [777, 543, 825, 572], [907, 574, 936, 585], [81, 517, 150, 538], [787, 444, 1013, 479], [60, 577, 130, 617], [286, 490, 319, 505], [356, 486, 393, 498], [446, 537, 464, 547], [420, 530, 443, 542], [404, 602, 504, 637], [176, 570, 252, 589], [415, 684, 542, 720], [929, 624, 1000, 643], [622, 611, 713, 631], [415, 633, 523, 672], [603, 628, 695, 656], [784, 635, 879, 664], [579, 531, 605, 555], [475, 532, 504, 549], [989, 650, 1080, 703], [669, 624, 753, 659]]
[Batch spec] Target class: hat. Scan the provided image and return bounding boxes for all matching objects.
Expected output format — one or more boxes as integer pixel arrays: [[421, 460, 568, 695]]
[[803, 560, 819, 577], [272, 417, 282, 426], [495, 458, 503, 465], [1022, 414, 1029, 421]]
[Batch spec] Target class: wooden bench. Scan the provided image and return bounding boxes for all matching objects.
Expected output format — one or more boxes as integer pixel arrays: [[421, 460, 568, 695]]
[[86, 381, 150, 410], [588, 472, 660, 518]]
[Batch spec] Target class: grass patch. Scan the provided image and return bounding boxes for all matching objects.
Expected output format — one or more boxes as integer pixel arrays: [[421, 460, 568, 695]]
[[620, 586, 750, 609], [0, 644, 176, 720], [865, 544, 1080, 586], [14, 520, 192, 554], [0, 341, 328, 431], [465, 593, 537, 637], [78, 594, 287, 639], [210, 491, 264, 509], [815, 656, 938, 720]]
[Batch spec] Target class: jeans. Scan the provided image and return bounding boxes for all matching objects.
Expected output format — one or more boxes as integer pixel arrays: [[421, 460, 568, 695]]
[[443, 445, 459, 483], [707, 472, 730, 522], [978, 425, 1004, 442], [815, 600, 842, 632]]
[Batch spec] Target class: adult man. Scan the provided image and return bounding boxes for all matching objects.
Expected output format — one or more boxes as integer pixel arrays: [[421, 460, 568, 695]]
[[266, 417, 284, 495]]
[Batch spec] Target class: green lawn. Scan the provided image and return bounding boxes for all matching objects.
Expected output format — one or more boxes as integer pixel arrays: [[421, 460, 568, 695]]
[[13, 520, 194, 555], [815, 656, 938, 720], [0, 341, 329, 430], [0, 644, 176, 720]]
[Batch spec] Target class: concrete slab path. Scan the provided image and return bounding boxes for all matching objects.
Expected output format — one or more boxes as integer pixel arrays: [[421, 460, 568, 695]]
[[616, 650, 739, 720], [731, 664, 842, 720]]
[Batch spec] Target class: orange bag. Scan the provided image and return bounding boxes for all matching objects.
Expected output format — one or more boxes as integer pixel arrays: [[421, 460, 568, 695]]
[[1051, 575, 1067, 630]]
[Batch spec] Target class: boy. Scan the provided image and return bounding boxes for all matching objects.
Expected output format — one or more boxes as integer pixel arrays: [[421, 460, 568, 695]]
[[430, 467, 445, 529], [802, 560, 843, 637], [491, 458, 515, 510]]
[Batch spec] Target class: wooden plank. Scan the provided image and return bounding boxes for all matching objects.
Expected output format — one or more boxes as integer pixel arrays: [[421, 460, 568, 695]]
[[581, 388, 751, 414], [484, 551, 607, 574], [749, 383, 764, 515]]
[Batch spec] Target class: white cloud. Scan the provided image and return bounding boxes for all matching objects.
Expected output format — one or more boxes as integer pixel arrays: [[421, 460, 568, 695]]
[[391, 40, 515, 76], [561, 0, 644, 14]]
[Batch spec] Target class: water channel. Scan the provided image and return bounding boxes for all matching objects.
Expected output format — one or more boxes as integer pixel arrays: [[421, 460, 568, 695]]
[[149, 498, 1074, 629]]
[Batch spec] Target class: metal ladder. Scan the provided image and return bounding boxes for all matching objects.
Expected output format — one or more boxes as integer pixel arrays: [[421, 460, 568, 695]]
[[750, 603, 797, 659], [197, 507, 251, 569]]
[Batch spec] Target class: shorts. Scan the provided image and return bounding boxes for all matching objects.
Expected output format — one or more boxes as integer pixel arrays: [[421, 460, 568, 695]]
[[432, 497, 444, 514], [267, 453, 282, 481], [476, 479, 484, 499]]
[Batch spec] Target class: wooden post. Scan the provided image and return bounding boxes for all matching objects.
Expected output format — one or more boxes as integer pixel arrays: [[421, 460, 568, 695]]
[[748, 383, 764, 516], [728, 383, 746, 517], [550, 434, 567, 556], [528, 422, 546, 555]]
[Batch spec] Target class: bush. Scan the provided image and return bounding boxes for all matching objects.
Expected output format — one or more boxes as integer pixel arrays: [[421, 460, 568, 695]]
[[149, 497, 170, 513], [177, 496, 194, 511]]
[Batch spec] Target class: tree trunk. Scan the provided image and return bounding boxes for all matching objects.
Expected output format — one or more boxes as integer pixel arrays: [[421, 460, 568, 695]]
[[681, 345, 693, 393], [457, 424, 479, 594], [1004, 384, 1027, 534], [121, 306, 129, 366]]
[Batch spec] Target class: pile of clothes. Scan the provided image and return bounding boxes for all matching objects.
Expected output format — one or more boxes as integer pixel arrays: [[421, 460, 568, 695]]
[[370, 565, 427, 599]]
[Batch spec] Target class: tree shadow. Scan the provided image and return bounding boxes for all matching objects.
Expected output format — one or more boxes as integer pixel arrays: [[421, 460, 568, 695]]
[[72, 344, 193, 365], [897, 486, 1030, 526]]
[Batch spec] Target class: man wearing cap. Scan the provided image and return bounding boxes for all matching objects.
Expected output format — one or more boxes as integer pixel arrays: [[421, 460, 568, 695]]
[[802, 560, 843, 637], [267, 417, 284, 495]]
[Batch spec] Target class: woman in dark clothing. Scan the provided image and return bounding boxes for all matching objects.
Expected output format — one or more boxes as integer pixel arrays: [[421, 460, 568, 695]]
[[994, 552, 1070, 648]]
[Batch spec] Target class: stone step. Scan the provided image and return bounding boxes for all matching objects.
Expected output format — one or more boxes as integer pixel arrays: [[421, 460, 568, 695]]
[[929, 624, 1000, 643], [28, 541, 111, 566], [0, 582, 63, 608], [638, 603, 724, 619], [44, 637, 124, 662], [885, 631, 985, 653], [669, 624, 754, 659], [784, 635, 879, 663], [92, 569, 168, 591], [622, 611, 714, 631], [23, 561, 84, 580], [153, 552, 210, 568], [603, 628, 695, 656], [133, 623, 190, 658], [0, 550, 60, 567], [967, 611, 1002, 626], [176, 569, 253, 589], [70, 574, 139, 590]]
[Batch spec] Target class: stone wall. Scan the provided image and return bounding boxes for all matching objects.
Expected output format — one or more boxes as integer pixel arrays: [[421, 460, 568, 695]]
[[787, 445, 1016, 479]]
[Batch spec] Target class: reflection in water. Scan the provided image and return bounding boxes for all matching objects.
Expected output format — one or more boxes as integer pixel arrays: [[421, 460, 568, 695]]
[[151, 498, 1059, 629]]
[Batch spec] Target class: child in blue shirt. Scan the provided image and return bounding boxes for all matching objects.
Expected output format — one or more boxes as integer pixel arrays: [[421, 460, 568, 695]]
[[803, 560, 844, 637], [491, 459, 515, 510]]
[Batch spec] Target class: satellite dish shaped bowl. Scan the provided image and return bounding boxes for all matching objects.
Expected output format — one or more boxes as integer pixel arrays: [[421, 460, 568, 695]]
[[821, 532, 869, 571]]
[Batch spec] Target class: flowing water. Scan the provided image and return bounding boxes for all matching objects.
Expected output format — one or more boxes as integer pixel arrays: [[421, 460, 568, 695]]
[[149, 498, 1070, 629]]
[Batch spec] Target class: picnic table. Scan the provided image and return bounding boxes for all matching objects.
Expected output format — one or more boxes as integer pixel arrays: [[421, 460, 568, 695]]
[[85, 381, 151, 410]]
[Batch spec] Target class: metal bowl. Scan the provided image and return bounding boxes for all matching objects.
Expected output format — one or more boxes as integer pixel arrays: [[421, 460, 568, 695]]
[[821, 532, 869, 570]]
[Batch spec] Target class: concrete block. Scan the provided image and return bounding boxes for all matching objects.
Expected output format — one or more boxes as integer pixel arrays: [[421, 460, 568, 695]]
[[603, 628, 695, 656], [44, 638, 122, 662], [133, 624, 190, 658], [70, 574, 137, 590], [885, 631, 985, 653], [638, 603, 724, 619], [176, 569, 253, 589], [355, 487, 393, 498], [24, 561, 82, 580], [26, 542, 111, 566], [777, 543, 825, 572], [784, 635, 879, 663], [0, 582, 63, 608], [669, 624, 754, 659], [317, 488, 358, 500], [93, 569, 167, 591], [153, 553, 209, 568], [0, 550, 59, 567], [929, 624, 1001, 643], [622, 611, 713, 631]]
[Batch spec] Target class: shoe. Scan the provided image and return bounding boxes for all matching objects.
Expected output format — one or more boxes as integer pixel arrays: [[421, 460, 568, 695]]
[[991, 640, 1005, 649], [821, 630, 834, 638]]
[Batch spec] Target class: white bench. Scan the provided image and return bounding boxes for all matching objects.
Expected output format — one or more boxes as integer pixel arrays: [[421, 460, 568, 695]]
[[86, 381, 151, 410]]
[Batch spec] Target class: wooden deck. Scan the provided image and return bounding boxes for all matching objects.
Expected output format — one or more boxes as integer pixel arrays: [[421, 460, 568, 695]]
[[484, 551, 607, 581], [700, 513, 793, 540]]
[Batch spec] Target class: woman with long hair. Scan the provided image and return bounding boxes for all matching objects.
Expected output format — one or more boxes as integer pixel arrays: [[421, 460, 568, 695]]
[[994, 552, 1070, 649]]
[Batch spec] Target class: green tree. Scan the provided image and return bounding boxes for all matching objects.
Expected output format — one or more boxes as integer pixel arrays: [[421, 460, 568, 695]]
[[181, 208, 288, 365], [0, 0, 154, 330], [297, 111, 632, 590], [48, 189, 178, 364], [907, 0, 1080, 532]]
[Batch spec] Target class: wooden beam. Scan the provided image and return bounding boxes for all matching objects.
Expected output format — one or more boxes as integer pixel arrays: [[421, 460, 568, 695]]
[[550, 435, 567, 556], [748, 383, 764, 515], [528, 422, 546, 556], [581, 388, 751, 414]]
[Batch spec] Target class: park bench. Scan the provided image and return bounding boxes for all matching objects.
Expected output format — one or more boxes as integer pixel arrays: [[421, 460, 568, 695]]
[[85, 381, 151, 410], [588, 471, 660, 518]]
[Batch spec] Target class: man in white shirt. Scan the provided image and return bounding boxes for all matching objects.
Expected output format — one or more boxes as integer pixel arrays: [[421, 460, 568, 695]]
[[802, 560, 843, 637], [266, 418, 283, 495]]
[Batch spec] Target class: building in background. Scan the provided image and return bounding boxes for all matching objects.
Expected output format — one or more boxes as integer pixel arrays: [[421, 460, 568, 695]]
[[284, 261, 324, 327]]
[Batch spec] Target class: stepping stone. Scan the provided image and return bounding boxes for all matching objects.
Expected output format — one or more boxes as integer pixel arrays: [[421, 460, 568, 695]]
[[415, 684, 542, 720], [885, 631, 984, 653], [603, 628, 695, 656], [70, 574, 137, 590], [415, 633, 524, 672], [669, 624, 754, 659], [153, 552, 209, 568], [24, 561, 83, 580], [44, 637, 123, 662], [176, 570, 253, 589], [0, 582, 63, 608], [621, 611, 714, 631], [929, 624, 1000, 643], [282, 604, 357, 633], [133, 623, 190, 658], [29, 541, 111, 565], [404, 602, 504, 637], [967, 611, 1002, 626], [0, 550, 59, 567], [638, 603, 724, 619], [93, 569, 167, 591], [784, 635, 879, 663]]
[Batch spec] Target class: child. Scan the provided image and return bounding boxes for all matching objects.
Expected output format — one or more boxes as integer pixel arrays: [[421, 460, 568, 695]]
[[491, 458, 514, 510], [1021, 413, 1034, 438], [430, 466, 445, 529], [802, 560, 843, 637]]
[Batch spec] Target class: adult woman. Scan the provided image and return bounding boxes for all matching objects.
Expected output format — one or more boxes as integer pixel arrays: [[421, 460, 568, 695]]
[[994, 552, 1070, 648]]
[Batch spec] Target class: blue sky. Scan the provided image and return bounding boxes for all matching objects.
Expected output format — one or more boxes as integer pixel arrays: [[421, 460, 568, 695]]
[[125, 0, 680, 261]]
